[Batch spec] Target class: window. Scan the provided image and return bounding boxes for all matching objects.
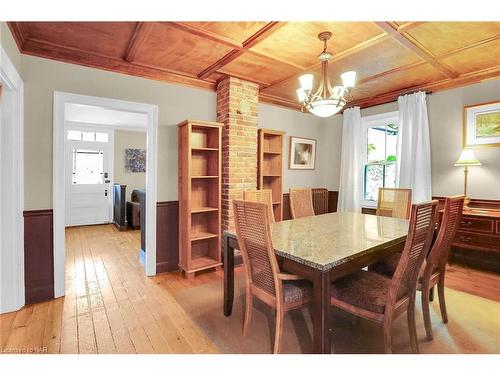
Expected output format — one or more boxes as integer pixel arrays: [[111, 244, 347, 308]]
[[362, 111, 399, 206], [72, 149, 104, 185], [67, 130, 109, 143]]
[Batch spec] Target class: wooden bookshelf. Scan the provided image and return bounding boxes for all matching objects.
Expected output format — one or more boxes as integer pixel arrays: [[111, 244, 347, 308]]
[[178, 120, 223, 278], [258, 129, 285, 222]]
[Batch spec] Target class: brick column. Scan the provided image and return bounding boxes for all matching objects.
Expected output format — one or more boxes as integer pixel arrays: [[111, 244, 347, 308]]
[[216, 77, 259, 231]]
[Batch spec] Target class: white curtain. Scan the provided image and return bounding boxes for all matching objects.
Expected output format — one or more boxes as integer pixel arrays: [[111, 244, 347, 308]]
[[338, 107, 363, 212], [397, 91, 432, 203]]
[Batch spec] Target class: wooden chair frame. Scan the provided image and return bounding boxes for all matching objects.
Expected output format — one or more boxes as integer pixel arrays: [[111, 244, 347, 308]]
[[289, 188, 315, 219], [376, 188, 412, 219], [330, 200, 438, 354], [233, 200, 311, 354], [243, 189, 275, 223], [419, 195, 465, 340]]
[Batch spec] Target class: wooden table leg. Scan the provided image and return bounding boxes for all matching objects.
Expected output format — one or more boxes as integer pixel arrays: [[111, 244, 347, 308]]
[[312, 270, 331, 354], [223, 234, 235, 317]]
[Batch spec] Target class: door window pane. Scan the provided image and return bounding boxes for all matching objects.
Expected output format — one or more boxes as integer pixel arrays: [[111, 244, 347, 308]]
[[67, 130, 82, 141], [82, 131, 95, 142], [72, 149, 104, 185], [364, 164, 384, 201], [95, 132, 109, 143], [367, 127, 386, 162]]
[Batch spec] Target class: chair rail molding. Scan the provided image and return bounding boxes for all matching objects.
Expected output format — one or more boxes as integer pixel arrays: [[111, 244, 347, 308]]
[[53, 91, 158, 298], [0, 44, 25, 313]]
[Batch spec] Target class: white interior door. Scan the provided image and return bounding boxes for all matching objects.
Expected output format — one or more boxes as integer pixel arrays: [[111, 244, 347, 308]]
[[65, 128, 113, 226]]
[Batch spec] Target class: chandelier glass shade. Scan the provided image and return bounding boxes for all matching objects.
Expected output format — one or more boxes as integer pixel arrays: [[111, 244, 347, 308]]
[[296, 31, 356, 118]]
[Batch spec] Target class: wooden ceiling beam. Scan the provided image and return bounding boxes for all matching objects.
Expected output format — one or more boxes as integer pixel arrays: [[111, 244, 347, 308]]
[[198, 21, 286, 79], [123, 22, 154, 62], [168, 22, 243, 50], [7, 22, 29, 51], [375, 21, 459, 79], [347, 64, 500, 109], [259, 92, 303, 110], [21, 38, 216, 91]]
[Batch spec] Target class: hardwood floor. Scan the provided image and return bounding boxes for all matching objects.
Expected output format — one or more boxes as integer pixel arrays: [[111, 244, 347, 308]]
[[0, 224, 499, 354]]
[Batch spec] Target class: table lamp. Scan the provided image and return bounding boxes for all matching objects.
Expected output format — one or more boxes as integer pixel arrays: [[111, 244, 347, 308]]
[[454, 148, 481, 210]]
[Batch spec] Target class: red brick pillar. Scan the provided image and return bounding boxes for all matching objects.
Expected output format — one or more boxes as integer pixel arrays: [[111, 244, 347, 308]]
[[216, 77, 259, 231]]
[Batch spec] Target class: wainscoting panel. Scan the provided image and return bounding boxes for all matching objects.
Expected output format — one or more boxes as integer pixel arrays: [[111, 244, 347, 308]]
[[23, 209, 54, 304], [156, 201, 179, 273]]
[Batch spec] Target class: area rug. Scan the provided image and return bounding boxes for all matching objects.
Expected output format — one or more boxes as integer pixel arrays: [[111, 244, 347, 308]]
[[173, 273, 500, 354]]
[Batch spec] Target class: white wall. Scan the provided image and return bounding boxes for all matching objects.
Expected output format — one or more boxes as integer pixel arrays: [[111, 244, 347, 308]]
[[359, 78, 500, 200], [114, 130, 147, 201], [258, 103, 343, 192]]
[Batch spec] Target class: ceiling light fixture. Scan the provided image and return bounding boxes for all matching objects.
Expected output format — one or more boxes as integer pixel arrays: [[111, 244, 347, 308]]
[[296, 31, 356, 118]]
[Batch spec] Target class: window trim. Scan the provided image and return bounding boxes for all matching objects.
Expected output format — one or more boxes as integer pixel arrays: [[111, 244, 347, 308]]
[[361, 111, 399, 208]]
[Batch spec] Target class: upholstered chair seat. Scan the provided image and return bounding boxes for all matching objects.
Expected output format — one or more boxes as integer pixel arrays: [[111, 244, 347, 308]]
[[283, 279, 313, 304], [331, 270, 407, 314]]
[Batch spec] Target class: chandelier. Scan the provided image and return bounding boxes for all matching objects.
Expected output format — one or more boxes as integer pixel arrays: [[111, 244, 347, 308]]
[[296, 31, 356, 118]]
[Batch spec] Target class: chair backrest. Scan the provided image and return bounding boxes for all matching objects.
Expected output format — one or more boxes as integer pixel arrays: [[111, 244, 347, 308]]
[[389, 200, 438, 302], [289, 188, 315, 219], [377, 188, 412, 219], [244, 189, 275, 223], [312, 188, 329, 215], [423, 195, 465, 278], [233, 200, 280, 299]]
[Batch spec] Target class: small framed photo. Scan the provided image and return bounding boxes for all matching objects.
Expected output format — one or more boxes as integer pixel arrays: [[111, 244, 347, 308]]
[[464, 100, 500, 148], [288, 136, 316, 170]]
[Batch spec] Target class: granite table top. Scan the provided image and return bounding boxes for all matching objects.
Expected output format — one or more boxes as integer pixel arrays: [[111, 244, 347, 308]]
[[224, 212, 409, 271]]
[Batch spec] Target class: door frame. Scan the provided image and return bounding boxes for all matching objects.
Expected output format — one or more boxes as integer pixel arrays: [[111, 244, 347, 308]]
[[64, 123, 115, 227], [0, 45, 24, 313], [53, 92, 158, 298]]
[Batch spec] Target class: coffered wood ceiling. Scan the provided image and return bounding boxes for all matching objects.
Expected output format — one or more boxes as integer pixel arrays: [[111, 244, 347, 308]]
[[8, 21, 500, 110]]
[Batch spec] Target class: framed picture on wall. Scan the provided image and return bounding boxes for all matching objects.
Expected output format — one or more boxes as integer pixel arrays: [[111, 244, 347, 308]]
[[464, 100, 500, 148], [288, 136, 316, 170]]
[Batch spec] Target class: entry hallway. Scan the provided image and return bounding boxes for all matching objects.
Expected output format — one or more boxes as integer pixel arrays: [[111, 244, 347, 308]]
[[1, 225, 499, 354]]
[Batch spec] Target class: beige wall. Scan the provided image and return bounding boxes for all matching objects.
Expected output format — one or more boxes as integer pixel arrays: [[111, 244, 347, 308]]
[[114, 130, 147, 202], [258, 103, 342, 191], [22, 54, 216, 209], [358, 79, 500, 200], [0, 22, 22, 74]]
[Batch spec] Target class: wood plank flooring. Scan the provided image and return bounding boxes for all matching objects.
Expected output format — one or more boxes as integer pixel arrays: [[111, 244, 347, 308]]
[[1, 224, 499, 354]]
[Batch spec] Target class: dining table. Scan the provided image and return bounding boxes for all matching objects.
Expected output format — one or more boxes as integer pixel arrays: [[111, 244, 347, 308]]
[[222, 211, 409, 354]]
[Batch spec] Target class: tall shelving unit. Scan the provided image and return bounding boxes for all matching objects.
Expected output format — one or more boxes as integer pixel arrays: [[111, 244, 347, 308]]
[[178, 120, 223, 278], [257, 129, 285, 222]]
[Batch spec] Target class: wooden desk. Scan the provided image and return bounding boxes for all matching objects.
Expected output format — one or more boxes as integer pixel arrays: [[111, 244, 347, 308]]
[[223, 212, 408, 354]]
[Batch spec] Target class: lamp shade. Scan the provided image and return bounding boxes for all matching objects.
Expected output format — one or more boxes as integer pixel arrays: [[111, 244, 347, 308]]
[[298, 74, 314, 91], [296, 88, 306, 102], [341, 71, 356, 88], [309, 100, 343, 117], [454, 149, 482, 166]]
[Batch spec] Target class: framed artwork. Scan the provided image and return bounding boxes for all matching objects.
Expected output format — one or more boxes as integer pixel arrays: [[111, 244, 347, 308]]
[[288, 136, 316, 170], [125, 149, 146, 172], [464, 100, 500, 148]]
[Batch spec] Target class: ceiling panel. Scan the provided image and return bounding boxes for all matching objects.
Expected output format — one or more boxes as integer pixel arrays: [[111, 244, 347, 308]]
[[220, 52, 302, 85], [21, 22, 137, 58], [310, 38, 423, 86], [407, 22, 500, 56], [440, 38, 500, 74], [351, 63, 447, 100], [132, 22, 233, 76], [251, 22, 384, 68], [182, 22, 268, 43]]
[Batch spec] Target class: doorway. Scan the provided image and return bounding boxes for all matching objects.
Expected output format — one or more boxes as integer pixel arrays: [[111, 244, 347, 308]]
[[53, 92, 158, 298]]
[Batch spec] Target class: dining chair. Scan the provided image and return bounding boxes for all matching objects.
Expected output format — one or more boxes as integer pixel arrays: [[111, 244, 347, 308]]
[[244, 189, 275, 223], [330, 200, 438, 354], [371, 195, 465, 340], [233, 200, 313, 354], [289, 188, 315, 219], [377, 188, 412, 219]]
